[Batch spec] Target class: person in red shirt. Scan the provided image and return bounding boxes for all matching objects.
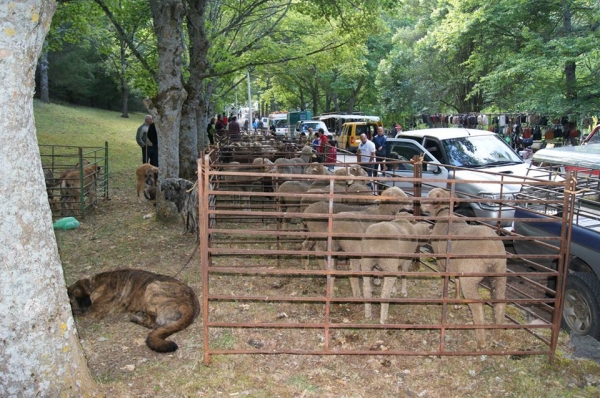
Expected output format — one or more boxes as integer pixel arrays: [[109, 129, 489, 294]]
[[317, 128, 328, 154], [326, 139, 338, 171]]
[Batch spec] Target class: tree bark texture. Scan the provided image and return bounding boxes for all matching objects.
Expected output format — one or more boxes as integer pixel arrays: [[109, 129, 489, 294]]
[[562, 1, 577, 101], [38, 45, 50, 103], [0, 1, 99, 396], [120, 37, 129, 118], [146, 0, 188, 219], [177, 0, 209, 179], [179, 94, 199, 179], [147, 0, 187, 180]]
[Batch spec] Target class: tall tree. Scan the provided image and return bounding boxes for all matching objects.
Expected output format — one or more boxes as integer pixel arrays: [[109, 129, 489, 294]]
[[0, 1, 98, 395]]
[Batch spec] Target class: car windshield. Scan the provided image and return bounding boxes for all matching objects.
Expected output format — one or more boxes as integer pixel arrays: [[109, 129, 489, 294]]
[[441, 135, 522, 167], [273, 120, 287, 128]]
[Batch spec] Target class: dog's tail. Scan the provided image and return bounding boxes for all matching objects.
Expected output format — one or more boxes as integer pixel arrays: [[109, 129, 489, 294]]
[[145, 306, 199, 353]]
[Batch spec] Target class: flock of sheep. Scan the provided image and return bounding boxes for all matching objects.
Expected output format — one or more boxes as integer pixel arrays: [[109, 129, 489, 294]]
[[206, 145, 508, 350]]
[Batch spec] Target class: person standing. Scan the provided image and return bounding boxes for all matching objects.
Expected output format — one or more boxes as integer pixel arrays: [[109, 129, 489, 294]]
[[357, 133, 376, 191], [207, 117, 216, 145], [146, 120, 159, 167], [394, 123, 403, 138], [310, 128, 319, 150], [316, 128, 329, 162], [136, 115, 153, 164], [326, 139, 338, 171], [373, 126, 388, 176], [215, 114, 225, 131], [227, 115, 241, 142]]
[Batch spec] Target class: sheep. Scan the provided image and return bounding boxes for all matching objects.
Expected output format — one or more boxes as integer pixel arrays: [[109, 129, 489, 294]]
[[333, 164, 368, 178], [297, 164, 372, 209], [278, 162, 369, 229], [301, 186, 412, 297], [361, 219, 432, 324], [272, 146, 315, 177], [421, 188, 507, 349], [219, 157, 275, 207]]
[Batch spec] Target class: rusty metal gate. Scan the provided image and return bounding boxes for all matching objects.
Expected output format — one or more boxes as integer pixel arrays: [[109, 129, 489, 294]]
[[40, 143, 109, 218], [198, 153, 577, 365]]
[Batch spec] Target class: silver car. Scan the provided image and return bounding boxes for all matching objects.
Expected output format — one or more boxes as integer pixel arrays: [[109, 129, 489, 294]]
[[383, 128, 531, 225]]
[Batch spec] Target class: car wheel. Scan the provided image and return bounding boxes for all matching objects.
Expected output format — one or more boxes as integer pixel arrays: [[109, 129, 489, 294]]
[[562, 272, 600, 339]]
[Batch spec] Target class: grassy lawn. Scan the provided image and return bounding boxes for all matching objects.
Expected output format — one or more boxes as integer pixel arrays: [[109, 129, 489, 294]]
[[34, 101, 600, 397], [34, 100, 144, 190]]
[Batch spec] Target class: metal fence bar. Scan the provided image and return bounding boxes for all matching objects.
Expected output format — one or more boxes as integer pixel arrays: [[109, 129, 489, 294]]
[[198, 150, 571, 365]]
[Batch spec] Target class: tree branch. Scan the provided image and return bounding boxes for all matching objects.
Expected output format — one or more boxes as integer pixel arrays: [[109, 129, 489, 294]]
[[92, 0, 158, 82]]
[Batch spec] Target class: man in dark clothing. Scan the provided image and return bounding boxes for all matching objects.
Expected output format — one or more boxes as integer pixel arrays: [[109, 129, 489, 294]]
[[135, 115, 153, 164], [207, 117, 216, 145], [373, 126, 387, 175], [228, 116, 241, 142], [147, 122, 158, 167]]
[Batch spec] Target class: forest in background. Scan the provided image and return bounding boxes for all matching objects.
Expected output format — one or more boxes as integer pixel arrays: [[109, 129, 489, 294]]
[[40, 0, 600, 124], [37, 0, 600, 180]]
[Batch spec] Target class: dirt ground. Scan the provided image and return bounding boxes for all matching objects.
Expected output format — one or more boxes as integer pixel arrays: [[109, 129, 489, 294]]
[[55, 168, 600, 398]]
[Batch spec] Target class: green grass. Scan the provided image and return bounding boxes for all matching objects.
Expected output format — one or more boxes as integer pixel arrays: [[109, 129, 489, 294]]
[[34, 100, 144, 190]]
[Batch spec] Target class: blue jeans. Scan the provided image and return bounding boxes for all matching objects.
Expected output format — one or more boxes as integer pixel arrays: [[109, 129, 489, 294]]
[[361, 165, 375, 190]]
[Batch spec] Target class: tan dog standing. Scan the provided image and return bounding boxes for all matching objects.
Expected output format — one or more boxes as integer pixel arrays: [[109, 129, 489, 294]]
[[136, 163, 159, 200], [60, 163, 102, 215]]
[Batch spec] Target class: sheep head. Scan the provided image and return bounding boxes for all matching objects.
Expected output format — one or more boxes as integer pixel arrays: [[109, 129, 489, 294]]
[[378, 186, 412, 214], [421, 188, 458, 215]]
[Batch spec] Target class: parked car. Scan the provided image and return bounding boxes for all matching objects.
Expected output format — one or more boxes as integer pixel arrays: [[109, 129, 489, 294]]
[[295, 120, 331, 138], [382, 128, 534, 225], [338, 121, 380, 152], [513, 144, 600, 339], [319, 113, 381, 135], [268, 112, 288, 136]]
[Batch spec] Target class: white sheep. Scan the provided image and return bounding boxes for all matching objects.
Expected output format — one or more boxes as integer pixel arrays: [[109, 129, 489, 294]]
[[361, 219, 432, 324], [421, 188, 507, 349], [301, 186, 412, 297]]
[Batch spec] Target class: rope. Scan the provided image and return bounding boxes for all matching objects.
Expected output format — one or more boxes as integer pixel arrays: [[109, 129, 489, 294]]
[[187, 179, 198, 193], [172, 242, 199, 278]]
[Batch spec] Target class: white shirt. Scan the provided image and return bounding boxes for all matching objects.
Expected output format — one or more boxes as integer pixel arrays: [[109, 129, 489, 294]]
[[358, 139, 376, 163]]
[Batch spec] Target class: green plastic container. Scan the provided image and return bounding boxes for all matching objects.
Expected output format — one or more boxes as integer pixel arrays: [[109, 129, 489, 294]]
[[53, 217, 80, 230]]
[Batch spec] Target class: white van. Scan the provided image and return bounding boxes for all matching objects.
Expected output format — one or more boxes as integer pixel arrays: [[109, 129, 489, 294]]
[[268, 113, 288, 136]]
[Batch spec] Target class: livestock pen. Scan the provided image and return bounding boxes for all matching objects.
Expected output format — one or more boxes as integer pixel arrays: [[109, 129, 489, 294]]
[[196, 149, 577, 365], [39, 143, 109, 218]]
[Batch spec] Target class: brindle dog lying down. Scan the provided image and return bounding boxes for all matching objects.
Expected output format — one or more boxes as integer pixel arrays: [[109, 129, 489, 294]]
[[67, 269, 200, 353]]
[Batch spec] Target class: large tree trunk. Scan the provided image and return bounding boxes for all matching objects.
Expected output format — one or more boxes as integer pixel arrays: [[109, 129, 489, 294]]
[[562, 1, 577, 102], [177, 0, 210, 178], [198, 80, 215, 151], [179, 93, 199, 179], [0, 1, 98, 396], [39, 43, 50, 103], [120, 37, 129, 118], [146, 0, 188, 219]]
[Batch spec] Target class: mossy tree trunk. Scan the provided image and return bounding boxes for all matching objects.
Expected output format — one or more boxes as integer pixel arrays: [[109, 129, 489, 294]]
[[146, 0, 188, 220], [0, 1, 99, 395]]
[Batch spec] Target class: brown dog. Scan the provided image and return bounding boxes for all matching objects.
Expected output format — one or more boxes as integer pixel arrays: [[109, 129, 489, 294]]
[[67, 268, 200, 353], [60, 163, 102, 215], [136, 163, 159, 200]]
